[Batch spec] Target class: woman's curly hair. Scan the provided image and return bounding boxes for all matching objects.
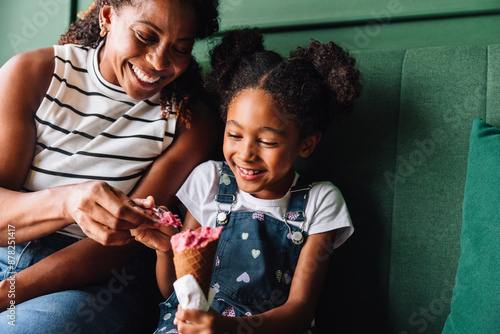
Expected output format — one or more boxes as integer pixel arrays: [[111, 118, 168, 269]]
[[205, 27, 362, 138], [58, 0, 219, 127]]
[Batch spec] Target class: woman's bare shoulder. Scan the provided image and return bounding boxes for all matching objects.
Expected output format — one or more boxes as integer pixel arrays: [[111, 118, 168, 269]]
[[3, 47, 55, 73], [0, 47, 55, 113]]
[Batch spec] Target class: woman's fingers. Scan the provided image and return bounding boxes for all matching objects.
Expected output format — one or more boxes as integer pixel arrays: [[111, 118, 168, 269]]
[[67, 181, 157, 245], [131, 195, 156, 209], [78, 216, 135, 246], [95, 185, 156, 228]]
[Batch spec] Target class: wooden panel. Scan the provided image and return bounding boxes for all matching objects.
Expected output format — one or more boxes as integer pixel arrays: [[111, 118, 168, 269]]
[[192, 14, 500, 68], [76, 0, 500, 31], [218, 0, 500, 30]]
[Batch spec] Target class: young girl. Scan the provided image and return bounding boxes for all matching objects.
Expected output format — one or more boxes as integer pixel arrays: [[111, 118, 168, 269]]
[[133, 27, 362, 333]]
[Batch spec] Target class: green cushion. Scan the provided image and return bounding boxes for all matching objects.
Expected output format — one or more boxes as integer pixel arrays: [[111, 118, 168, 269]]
[[442, 117, 500, 334]]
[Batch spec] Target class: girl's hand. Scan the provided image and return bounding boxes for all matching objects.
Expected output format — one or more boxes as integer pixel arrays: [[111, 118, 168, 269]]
[[174, 305, 223, 334], [130, 223, 177, 252], [130, 195, 178, 252], [64, 181, 157, 246]]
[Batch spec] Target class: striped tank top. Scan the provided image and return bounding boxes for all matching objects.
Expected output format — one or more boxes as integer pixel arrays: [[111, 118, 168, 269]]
[[23, 43, 178, 238]]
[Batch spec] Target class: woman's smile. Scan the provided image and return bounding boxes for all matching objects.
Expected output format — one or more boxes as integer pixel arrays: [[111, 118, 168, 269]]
[[131, 64, 162, 84]]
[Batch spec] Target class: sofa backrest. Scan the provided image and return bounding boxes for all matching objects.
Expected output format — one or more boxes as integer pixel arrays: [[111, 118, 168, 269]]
[[298, 44, 500, 333]]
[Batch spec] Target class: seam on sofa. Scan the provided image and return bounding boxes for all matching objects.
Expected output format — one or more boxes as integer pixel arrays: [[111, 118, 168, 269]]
[[383, 47, 408, 329]]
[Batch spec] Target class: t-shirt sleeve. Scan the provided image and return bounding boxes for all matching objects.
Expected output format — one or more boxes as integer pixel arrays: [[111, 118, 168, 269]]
[[176, 160, 220, 227], [305, 182, 354, 249]]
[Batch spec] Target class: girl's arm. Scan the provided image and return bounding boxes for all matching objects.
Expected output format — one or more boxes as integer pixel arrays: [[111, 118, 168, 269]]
[[174, 230, 337, 334]]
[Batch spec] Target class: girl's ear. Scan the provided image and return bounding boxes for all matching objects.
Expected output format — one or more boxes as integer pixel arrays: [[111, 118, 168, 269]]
[[299, 131, 322, 158]]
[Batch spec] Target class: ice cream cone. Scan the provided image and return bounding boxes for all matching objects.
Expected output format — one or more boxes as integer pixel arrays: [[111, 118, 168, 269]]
[[172, 237, 219, 298]]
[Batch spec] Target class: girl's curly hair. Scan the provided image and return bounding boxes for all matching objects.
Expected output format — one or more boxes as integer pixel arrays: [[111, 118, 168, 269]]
[[58, 0, 219, 127], [205, 27, 362, 138]]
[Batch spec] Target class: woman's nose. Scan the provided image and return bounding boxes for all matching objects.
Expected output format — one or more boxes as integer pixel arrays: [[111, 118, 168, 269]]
[[146, 50, 170, 71]]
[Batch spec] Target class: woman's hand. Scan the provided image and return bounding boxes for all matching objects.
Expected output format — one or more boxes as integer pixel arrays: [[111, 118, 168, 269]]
[[174, 305, 224, 334], [64, 181, 157, 246]]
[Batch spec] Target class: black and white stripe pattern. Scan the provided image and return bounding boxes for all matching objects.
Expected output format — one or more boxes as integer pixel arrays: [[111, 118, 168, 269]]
[[23, 43, 177, 238]]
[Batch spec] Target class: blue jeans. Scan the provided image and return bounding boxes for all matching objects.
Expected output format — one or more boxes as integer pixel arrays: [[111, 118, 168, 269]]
[[0, 233, 146, 334]]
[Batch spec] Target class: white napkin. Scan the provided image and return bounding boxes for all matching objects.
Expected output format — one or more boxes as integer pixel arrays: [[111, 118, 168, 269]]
[[173, 274, 216, 311]]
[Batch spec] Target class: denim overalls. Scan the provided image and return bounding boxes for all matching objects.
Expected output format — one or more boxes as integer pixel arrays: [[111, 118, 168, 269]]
[[155, 163, 310, 333]]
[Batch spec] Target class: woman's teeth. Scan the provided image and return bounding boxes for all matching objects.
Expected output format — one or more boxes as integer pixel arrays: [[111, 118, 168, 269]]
[[132, 65, 161, 84], [239, 166, 261, 175]]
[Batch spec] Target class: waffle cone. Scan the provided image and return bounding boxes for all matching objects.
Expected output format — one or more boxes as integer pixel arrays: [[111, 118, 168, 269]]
[[173, 238, 219, 298]]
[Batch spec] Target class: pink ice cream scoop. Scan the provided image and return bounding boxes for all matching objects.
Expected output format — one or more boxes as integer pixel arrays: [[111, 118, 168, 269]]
[[156, 208, 182, 228], [171, 226, 223, 253]]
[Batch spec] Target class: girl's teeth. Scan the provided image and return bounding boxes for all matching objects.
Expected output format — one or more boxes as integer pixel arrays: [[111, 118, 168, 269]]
[[132, 65, 160, 84], [240, 167, 260, 175]]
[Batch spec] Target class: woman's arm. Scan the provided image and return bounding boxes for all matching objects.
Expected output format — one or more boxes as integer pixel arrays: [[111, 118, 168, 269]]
[[0, 49, 154, 246], [174, 230, 337, 334], [0, 75, 219, 305], [0, 48, 151, 306]]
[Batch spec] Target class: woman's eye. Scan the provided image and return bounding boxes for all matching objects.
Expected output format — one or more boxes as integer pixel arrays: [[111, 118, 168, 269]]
[[173, 47, 192, 55], [136, 32, 155, 44]]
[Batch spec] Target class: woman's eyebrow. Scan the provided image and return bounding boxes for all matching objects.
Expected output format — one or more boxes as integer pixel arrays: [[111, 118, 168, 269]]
[[134, 20, 162, 32], [133, 20, 195, 42]]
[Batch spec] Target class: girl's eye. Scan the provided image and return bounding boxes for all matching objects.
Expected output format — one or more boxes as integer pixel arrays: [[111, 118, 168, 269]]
[[227, 133, 241, 139], [259, 140, 278, 147]]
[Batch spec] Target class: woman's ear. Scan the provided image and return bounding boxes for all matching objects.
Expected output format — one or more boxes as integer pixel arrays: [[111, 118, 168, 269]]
[[299, 131, 322, 158], [99, 5, 113, 27]]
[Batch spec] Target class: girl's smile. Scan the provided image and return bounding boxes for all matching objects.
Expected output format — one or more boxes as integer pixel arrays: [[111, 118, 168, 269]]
[[236, 165, 264, 180]]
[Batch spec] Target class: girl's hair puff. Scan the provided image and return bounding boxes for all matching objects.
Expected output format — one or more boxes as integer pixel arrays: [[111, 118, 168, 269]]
[[58, 0, 219, 127], [205, 28, 362, 138]]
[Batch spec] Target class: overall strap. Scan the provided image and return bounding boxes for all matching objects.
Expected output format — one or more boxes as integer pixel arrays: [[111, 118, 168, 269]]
[[215, 162, 237, 203], [285, 177, 312, 223]]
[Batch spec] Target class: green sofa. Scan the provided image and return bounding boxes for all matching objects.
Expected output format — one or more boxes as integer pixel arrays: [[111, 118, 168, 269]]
[[296, 43, 500, 333]]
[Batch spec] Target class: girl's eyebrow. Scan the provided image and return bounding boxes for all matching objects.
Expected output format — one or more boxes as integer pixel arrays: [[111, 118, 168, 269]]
[[226, 120, 286, 136], [261, 126, 286, 136], [226, 120, 241, 127]]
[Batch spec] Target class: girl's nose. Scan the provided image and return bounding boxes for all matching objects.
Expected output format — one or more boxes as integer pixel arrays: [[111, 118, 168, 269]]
[[238, 140, 256, 161]]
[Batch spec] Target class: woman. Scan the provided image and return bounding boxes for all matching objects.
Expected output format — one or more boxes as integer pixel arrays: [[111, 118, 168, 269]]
[[0, 0, 219, 332]]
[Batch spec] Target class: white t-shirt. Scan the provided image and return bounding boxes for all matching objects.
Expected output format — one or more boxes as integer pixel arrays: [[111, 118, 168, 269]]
[[176, 161, 354, 249]]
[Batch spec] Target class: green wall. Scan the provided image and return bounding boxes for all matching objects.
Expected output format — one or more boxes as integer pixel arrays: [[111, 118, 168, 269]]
[[0, 0, 72, 66], [2, 0, 499, 66]]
